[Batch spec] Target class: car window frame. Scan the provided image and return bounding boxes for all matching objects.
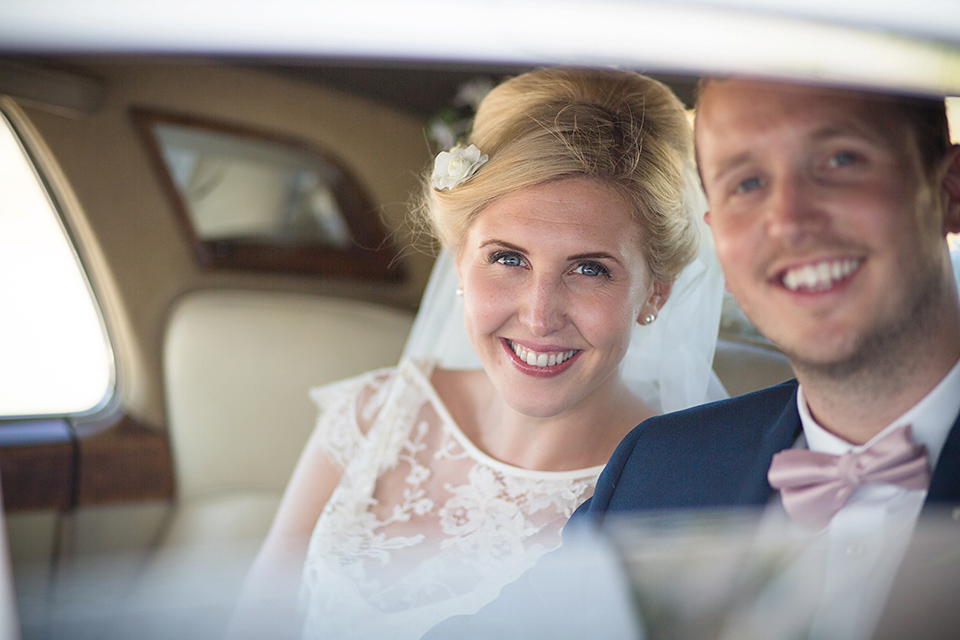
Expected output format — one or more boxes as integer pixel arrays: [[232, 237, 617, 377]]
[[0, 98, 171, 512], [131, 106, 404, 280]]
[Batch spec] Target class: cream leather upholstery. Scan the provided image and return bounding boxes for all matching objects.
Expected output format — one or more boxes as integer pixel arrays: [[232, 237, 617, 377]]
[[713, 335, 794, 398], [159, 290, 786, 543], [161, 290, 414, 543]]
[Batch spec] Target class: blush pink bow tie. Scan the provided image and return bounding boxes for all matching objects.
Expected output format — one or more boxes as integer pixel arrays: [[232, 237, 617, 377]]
[[767, 425, 931, 530]]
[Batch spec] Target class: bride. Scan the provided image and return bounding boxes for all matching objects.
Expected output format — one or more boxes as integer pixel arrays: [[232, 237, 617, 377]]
[[229, 67, 726, 639]]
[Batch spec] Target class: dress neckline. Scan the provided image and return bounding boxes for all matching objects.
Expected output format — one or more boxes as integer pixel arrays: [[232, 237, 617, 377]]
[[399, 358, 606, 480]]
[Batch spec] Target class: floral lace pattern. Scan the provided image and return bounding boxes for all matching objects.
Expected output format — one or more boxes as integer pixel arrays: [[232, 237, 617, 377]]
[[299, 359, 603, 639]]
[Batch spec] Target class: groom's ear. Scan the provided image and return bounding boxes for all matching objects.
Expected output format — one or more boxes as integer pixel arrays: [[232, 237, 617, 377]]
[[940, 145, 960, 234]]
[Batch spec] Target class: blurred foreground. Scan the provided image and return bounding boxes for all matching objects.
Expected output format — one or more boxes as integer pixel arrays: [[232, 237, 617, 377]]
[[10, 509, 960, 639]]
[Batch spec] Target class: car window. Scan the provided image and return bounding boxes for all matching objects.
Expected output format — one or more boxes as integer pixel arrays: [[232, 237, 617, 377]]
[[949, 98, 960, 275], [132, 108, 399, 279], [0, 107, 114, 417]]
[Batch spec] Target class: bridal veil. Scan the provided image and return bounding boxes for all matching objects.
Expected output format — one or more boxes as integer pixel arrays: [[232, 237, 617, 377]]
[[402, 165, 728, 414]]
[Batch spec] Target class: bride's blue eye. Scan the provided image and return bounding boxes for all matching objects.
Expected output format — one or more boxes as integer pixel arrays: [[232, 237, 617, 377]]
[[573, 261, 610, 277], [491, 250, 526, 267]]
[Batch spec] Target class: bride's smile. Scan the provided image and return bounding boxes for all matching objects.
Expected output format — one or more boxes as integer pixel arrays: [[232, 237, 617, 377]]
[[504, 338, 580, 370]]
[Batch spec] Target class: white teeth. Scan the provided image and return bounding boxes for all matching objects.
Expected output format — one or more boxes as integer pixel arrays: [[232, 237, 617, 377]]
[[831, 262, 844, 280], [509, 341, 578, 368], [782, 258, 861, 292]]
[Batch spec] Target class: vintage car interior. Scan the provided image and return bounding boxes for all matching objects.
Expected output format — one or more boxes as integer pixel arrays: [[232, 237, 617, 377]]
[[1, 0, 958, 637]]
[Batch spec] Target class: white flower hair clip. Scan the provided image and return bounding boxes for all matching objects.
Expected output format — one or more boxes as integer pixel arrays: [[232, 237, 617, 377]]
[[432, 144, 488, 190]]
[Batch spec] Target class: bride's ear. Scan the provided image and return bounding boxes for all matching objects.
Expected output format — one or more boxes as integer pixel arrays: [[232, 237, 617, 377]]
[[637, 279, 673, 325], [453, 252, 465, 294]]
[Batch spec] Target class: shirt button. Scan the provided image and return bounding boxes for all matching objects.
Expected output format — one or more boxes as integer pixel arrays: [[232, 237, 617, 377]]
[[845, 544, 865, 558]]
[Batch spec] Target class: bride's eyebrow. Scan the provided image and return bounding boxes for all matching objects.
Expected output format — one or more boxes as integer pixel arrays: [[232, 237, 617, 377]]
[[477, 240, 624, 267], [478, 239, 526, 252], [569, 251, 622, 267]]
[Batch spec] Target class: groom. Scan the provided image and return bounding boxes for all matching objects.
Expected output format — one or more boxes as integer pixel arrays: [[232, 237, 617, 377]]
[[426, 77, 960, 638], [577, 76, 960, 639], [585, 78, 960, 517]]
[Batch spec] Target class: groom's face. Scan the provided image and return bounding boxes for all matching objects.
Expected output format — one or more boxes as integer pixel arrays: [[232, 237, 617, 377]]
[[695, 79, 952, 371]]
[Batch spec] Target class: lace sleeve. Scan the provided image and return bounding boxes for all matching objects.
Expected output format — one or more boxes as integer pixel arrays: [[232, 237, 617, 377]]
[[307, 366, 396, 470]]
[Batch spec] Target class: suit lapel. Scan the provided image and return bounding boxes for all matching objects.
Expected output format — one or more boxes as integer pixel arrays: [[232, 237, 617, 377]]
[[924, 409, 960, 505], [737, 385, 803, 505], [880, 411, 960, 634]]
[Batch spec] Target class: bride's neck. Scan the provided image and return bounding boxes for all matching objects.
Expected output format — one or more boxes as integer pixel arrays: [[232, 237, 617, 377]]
[[435, 369, 652, 471]]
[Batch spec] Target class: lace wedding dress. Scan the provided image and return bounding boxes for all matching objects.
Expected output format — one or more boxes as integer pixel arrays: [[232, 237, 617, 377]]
[[298, 358, 603, 639]]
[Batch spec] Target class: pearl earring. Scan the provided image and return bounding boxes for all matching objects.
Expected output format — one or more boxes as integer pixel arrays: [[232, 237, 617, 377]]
[[643, 313, 656, 325], [455, 287, 464, 297]]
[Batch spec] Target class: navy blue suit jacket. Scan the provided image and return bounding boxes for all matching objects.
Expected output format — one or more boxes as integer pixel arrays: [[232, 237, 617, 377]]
[[572, 378, 960, 525]]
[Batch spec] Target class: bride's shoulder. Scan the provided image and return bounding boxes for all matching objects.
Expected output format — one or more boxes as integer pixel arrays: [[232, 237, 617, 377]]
[[429, 366, 487, 398], [429, 366, 491, 436]]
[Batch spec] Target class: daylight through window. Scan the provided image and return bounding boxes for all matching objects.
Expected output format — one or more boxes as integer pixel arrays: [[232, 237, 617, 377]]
[[0, 110, 113, 416]]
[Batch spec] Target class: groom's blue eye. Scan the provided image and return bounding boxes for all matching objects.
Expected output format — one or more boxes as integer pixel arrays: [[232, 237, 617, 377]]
[[735, 176, 764, 194], [825, 151, 859, 169]]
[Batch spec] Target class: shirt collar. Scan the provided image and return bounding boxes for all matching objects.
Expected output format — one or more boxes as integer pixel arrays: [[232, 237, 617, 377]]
[[796, 356, 960, 466]]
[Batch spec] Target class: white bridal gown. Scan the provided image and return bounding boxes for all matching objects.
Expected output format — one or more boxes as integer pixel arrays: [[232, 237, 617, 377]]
[[298, 358, 604, 640]]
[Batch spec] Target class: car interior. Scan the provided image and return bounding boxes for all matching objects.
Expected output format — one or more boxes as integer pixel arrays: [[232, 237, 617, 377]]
[[1, 1, 959, 637], [0, 54, 795, 638]]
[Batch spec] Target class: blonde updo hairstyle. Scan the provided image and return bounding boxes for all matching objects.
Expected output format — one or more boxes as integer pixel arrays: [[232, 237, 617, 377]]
[[416, 67, 700, 285]]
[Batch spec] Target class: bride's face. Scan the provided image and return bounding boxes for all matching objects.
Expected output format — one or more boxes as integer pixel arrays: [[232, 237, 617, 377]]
[[456, 177, 665, 419]]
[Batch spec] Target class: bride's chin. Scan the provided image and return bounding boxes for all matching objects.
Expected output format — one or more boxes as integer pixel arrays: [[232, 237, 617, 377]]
[[500, 391, 574, 420]]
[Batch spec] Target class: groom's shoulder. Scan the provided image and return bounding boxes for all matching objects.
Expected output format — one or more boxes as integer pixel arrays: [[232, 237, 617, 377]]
[[608, 380, 799, 482], [644, 377, 799, 436], [607, 378, 799, 479], [585, 379, 800, 515]]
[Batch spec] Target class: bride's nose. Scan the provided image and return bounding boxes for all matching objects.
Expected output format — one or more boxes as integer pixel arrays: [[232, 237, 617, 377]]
[[519, 274, 567, 337]]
